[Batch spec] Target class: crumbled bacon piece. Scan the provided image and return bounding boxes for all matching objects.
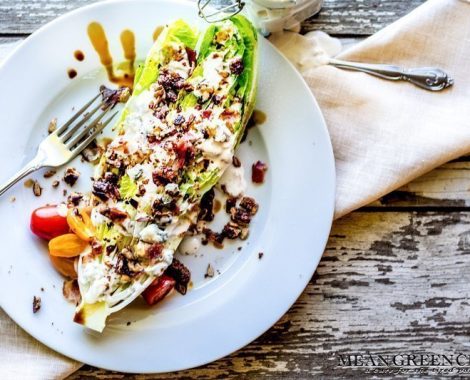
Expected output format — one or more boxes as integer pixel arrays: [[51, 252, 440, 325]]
[[147, 243, 163, 260], [174, 140, 195, 168], [252, 161, 268, 184], [202, 110, 212, 119], [165, 259, 191, 295], [185, 47, 197, 66], [231, 207, 252, 226]]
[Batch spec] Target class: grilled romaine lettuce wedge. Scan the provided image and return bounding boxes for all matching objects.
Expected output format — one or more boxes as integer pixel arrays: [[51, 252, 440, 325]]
[[74, 16, 258, 332]]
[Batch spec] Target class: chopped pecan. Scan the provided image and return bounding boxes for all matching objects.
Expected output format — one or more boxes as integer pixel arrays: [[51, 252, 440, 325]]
[[63, 167, 80, 186], [239, 196, 259, 215], [101, 207, 128, 222], [32, 296, 41, 313]]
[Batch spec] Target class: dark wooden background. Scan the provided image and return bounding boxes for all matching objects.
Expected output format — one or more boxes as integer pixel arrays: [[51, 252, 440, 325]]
[[3, 0, 470, 378]]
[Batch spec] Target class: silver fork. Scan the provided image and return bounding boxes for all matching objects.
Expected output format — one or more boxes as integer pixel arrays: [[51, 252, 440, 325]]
[[0, 94, 118, 197]]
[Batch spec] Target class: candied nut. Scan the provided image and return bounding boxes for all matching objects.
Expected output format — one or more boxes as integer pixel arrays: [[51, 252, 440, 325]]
[[24, 179, 34, 188], [43, 170, 56, 178], [32, 296, 41, 313], [63, 167, 80, 186], [205, 264, 215, 278], [33, 181, 42, 197], [232, 156, 241, 168]]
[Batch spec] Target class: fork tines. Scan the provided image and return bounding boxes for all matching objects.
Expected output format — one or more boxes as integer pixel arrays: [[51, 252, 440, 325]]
[[53, 94, 118, 154]]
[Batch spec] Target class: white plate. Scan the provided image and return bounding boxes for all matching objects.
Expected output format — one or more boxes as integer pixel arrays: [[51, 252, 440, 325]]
[[0, 0, 335, 373]]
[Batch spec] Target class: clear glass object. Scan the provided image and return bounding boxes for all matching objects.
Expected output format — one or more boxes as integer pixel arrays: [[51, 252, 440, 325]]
[[197, 0, 324, 35]]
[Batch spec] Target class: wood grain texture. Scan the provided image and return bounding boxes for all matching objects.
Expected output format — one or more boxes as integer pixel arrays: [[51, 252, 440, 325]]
[[70, 212, 470, 378], [0, 0, 426, 35]]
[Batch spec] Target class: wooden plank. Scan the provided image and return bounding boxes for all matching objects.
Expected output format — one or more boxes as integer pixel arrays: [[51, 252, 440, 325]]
[[302, 0, 426, 35], [70, 211, 470, 378], [0, 0, 426, 35]]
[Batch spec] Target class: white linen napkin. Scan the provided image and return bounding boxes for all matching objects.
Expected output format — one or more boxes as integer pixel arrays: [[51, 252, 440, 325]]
[[2, 0, 470, 378]]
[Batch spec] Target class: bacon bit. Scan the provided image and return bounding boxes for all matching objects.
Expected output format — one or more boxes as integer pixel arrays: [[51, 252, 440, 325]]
[[258, 252, 264, 260], [252, 161, 268, 184], [185, 47, 197, 66], [62, 279, 81, 304], [32, 296, 41, 313], [202, 110, 212, 119], [63, 167, 80, 186], [198, 188, 215, 222], [174, 140, 195, 168], [147, 243, 163, 260], [52, 180, 60, 188], [230, 58, 244, 75], [165, 259, 191, 295], [220, 108, 237, 120]]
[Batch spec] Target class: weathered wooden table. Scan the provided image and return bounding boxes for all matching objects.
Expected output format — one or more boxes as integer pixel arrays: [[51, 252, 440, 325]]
[[4, 0, 470, 378]]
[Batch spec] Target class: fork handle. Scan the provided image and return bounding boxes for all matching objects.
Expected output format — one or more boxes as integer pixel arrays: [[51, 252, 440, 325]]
[[328, 58, 454, 91], [0, 158, 43, 197]]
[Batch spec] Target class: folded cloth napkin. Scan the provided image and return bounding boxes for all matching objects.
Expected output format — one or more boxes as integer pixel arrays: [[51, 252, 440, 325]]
[[272, 0, 470, 219], [2, 0, 470, 378]]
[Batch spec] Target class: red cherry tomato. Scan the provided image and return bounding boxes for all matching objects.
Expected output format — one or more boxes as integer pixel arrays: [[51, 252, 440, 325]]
[[30, 205, 70, 240], [142, 275, 176, 306]]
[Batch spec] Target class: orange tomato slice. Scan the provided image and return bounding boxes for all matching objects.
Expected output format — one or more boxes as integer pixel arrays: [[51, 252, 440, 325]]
[[49, 254, 77, 278], [48, 233, 89, 257], [67, 208, 95, 242]]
